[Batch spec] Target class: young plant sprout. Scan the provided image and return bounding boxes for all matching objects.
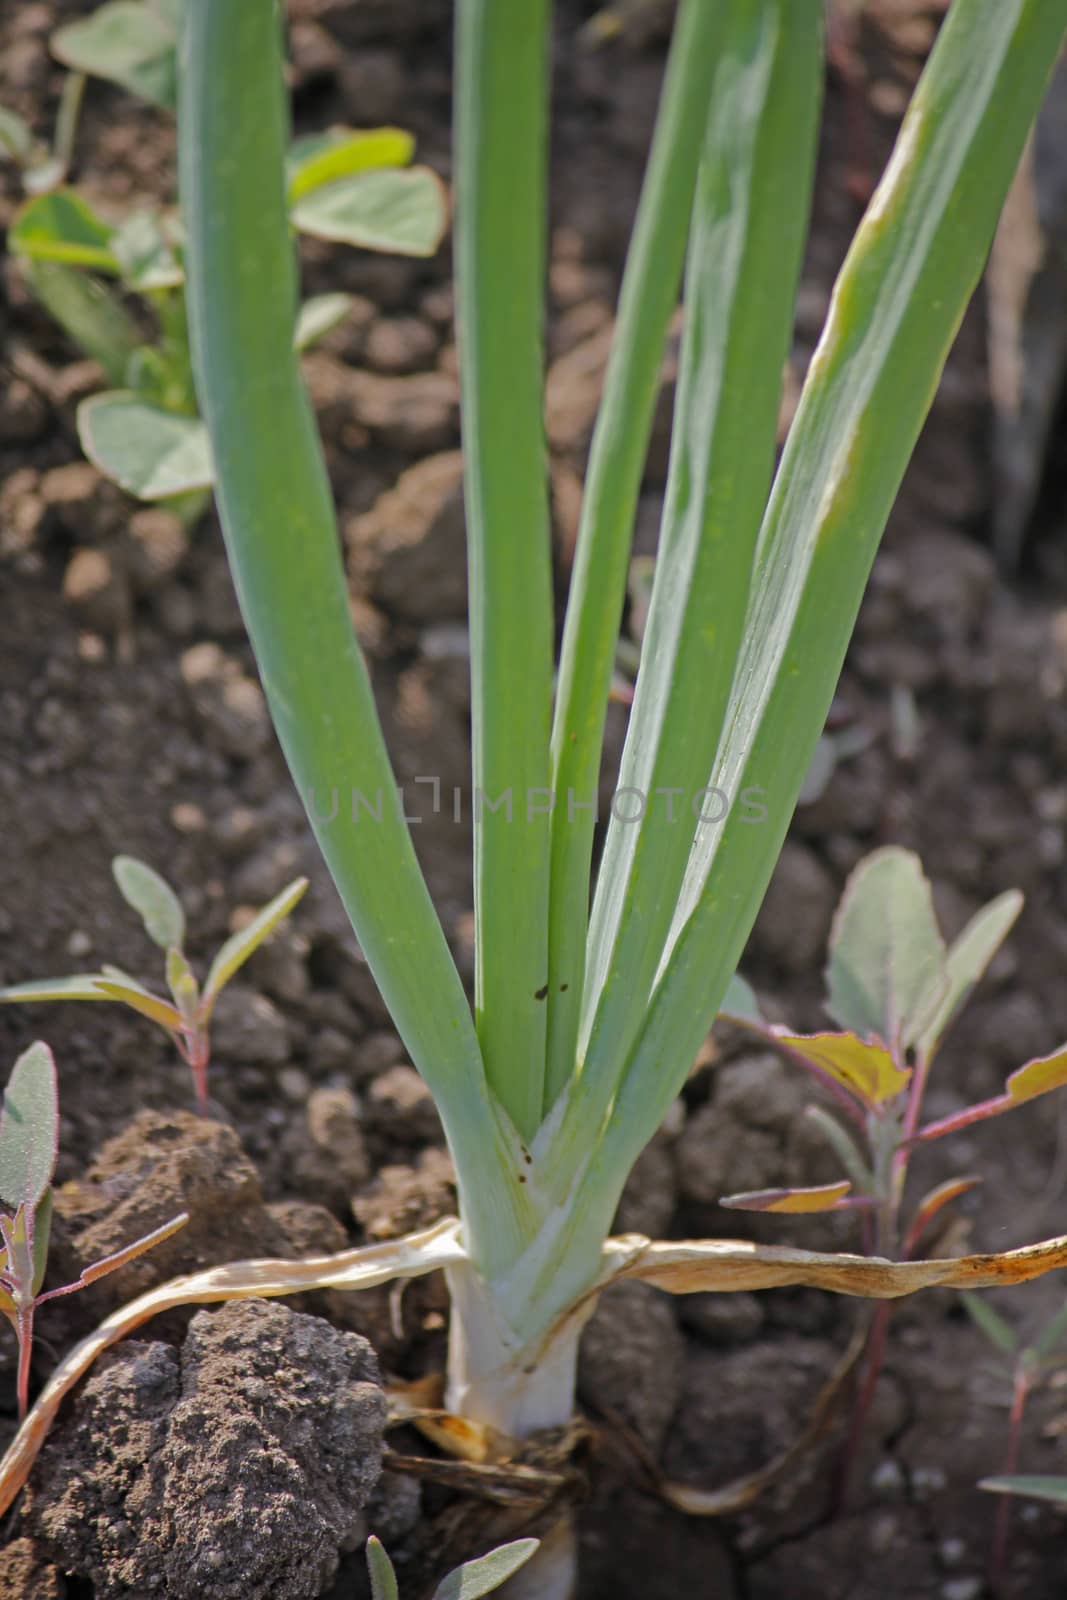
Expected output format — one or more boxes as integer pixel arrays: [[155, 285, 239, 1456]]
[[0, 1041, 186, 1419], [365, 1534, 538, 1600], [0, 857, 307, 1114], [964, 1293, 1067, 1586], [2, 0, 445, 508], [721, 847, 1067, 1500], [6, 6, 1067, 1596]]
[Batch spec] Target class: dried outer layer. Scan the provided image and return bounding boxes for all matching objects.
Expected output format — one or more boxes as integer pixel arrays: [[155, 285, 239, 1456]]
[[3, 1219, 1067, 1516]]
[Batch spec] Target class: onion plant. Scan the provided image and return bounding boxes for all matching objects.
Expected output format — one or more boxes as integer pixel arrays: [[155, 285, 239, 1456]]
[[5, 1, 1067, 1590]]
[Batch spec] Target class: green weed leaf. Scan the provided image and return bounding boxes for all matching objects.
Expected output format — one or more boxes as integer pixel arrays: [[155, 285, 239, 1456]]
[[78, 395, 214, 499], [0, 975, 112, 1003], [960, 1290, 1019, 1356], [291, 166, 447, 257], [825, 847, 947, 1052], [718, 973, 762, 1025], [366, 1537, 400, 1600], [112, 855, 186, 949], [286, 126, 414, 203], [0, 104, 34, 161], [110, 210, 183, 290], [52, 2, 179, 111], [203, 878, 308, 1005], [9, 190, 118, 272], [0, 1043, 58, 1212], [918, 889, 1023, 1056], [31, 1186, 53, 1296], [92, 981, 183, 1031], [294, 294, 352, 352], [432, 1539, 540, 1600], [979, 1475, 1067, 1506]]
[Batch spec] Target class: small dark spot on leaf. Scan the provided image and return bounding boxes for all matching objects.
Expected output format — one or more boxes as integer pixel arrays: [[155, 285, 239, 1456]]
[[534, 984, 549, 1001], [518, 1174, 527, 1184], [560, 982, 569, 992]]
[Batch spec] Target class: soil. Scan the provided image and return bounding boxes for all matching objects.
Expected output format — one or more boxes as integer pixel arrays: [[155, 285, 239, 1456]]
[[3, 1, 1067, 1597]]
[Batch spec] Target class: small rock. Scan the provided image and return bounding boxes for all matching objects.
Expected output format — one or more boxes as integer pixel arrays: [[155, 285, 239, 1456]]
[[363, 316, 439, 375], [751, 841, 837, 975], [346, 452, 467, 621], [127, 507, 189, 592], [941, 1579, 983, 1600], [0, 377, 47, 445], [180, 643, 271, 760], [210, 983, 290, 1066], [350, 369, 458, 452], [871, 1458, 906, 1499], [365, 1066, 442, 1146], [308, 1087, 371, 1186], [61, 547, 130, 637], [613, 1133, 676, 1237], [28, 1301, 386, 1600], [579, 1280, 684, 1456], [353, 1148, 456, 1240], [677, 1292, 765, 1346]]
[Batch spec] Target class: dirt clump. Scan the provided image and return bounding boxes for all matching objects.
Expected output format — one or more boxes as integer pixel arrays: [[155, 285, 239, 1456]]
[[26, 1299, 387, 1600]]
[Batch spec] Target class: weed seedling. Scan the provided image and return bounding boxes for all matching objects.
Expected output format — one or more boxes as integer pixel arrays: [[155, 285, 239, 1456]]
[[0, 857, 307, 1114], [0, 1040, 186, 1418], [3, 2, 446, 508], [963, 1292, 1067, 1587], [365, 1534, 538, 1600], [721, 847, 1067, 1500]]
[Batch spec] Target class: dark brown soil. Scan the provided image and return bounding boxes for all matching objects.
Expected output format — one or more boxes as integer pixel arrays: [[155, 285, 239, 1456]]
[[4, 2, 1067, 1598]]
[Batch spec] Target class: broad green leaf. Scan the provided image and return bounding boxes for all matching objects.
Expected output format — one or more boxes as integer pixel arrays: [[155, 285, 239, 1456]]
[[203, 878, 308, 1004], [825, 847, 947, 1052], [31, 1186, 53, 1296], [78, 395, 214, 499], [0, 104, 33, 160], [804, 1105, 874, 1190], [292, 167, 447, 258], [294, 293, 352, 352], [166, 948, 199, 1023], [433, 1540, 540, 1600], [18, 260, 139, 385], [110, 210, 184, 290], [0, 975, 112, 1004], [544, 3, 747, 1104], [92, 980, 183, 1031], [52, 3, 179, 111], [286, 127, 414, 204], [718, 973, 762, 1025], [565, 0, 823, 1138], [180, 2, 524, 1276], [776, 1032, 910, 1109], [960, 1289, 1019, 1355], [918, 889, 1023, 1056], [582, 0, 1067, 1233], [8, 190, 118, 272], [0, 1043, 57, 1212], [720, 1181, 852, 1214], [366, 1538, 400, 1600], [1006, 1047, 1067, 1104], [453, 0, 554, 1139], [112, 855, 186, 949], [979, 1476, 1067, 1506]]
